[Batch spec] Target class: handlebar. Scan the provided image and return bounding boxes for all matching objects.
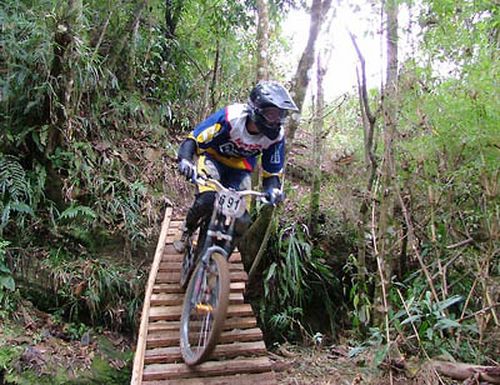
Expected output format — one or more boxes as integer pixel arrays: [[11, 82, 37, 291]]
[[191, 173, 269, 201]]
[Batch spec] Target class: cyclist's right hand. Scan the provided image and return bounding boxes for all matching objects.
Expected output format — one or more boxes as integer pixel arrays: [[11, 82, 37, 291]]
[[178, 159, 195, 180], [265, 188, 285, 206]]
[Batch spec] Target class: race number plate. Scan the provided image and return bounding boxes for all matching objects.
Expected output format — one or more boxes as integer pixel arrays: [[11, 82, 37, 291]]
[[217, 190, 246, 218]]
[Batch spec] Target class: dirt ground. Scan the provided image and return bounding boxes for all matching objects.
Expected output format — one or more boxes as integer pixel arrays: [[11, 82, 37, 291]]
[[269, 343, 455, 385]]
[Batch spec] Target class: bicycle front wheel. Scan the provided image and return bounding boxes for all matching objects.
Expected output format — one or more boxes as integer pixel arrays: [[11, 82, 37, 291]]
[[179, 252, 230, 366]]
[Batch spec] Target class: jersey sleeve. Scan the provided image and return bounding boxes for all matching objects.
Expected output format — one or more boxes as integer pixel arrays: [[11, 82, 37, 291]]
[[262, 139, 285, 178], [188, 108, 228, 152]]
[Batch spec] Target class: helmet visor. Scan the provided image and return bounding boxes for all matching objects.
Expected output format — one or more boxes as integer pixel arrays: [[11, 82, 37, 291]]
[[260, 107, 286, 124]]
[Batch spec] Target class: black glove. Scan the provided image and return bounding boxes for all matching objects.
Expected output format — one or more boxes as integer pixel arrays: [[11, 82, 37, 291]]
[[178, 159, 195, 180], [265, 188, 285, 206]]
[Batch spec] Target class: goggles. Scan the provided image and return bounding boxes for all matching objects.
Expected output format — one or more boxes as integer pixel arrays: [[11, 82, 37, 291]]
[[259, 106, 287, 124]]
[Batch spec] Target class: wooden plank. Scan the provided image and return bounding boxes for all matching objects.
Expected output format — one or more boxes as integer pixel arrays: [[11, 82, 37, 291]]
[[153, 284, 184, 294], [166, 235, 177, 243], [142, 357, 272, 381], [162, 244, 183, 255], [148, 320, 180, 332], [162, 253, 183, 262], [147, 316, 257, 334], [230, 253, 242, 263], [152, 281, 245, 294], [142, 371, 276, 385], [156, 271, 247, 284], [144, 341, 267, 364], [146, 328, 263, 348], [228, 263, 245, 271], [169, 220, 183, 226], [145, 331, 177, 348], [159, 261, 244, 273], [229, 281, 246, 292], [149, 304, 254, 322], [131, 207, 173, 385], [158, 262, 182, 272], [150, 293, 184, 306], [151, 292, 243, 307], [163, 252, 242, 264]]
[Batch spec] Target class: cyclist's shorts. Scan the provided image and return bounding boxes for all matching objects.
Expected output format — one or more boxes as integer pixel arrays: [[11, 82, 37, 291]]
[[196, 154, 251, 194]]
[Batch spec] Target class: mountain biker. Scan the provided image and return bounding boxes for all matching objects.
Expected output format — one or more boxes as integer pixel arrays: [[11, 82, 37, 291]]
[[173, 80, 298, 253]]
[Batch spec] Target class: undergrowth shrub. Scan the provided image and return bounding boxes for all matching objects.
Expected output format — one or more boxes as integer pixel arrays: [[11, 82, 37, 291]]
[[259, 221, 343, 344], [34, 250, 146, 331]]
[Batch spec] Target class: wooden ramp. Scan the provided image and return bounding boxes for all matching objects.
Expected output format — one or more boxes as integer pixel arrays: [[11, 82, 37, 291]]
[[131, 207, 277, 385]]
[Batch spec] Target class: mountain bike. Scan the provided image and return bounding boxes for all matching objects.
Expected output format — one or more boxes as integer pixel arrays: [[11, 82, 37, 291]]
[[179, 174, 269, 366]]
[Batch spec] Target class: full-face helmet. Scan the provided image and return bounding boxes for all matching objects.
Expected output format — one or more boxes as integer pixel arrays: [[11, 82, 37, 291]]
[[248, 81, 298, 140]]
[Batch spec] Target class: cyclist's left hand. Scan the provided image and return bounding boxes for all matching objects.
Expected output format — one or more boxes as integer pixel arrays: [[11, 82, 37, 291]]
[[265, 188, 285, 205], [178, 159, 195, 180]]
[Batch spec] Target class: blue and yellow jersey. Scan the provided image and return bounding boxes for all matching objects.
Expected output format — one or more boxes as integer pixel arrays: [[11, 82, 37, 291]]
[[188, 104, 285, 178]]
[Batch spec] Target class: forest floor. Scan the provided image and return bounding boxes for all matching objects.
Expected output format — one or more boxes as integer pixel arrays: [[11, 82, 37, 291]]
[[270, 343, 432, 385], [1, 300, 470, 385], [0, 300, 132, 384]]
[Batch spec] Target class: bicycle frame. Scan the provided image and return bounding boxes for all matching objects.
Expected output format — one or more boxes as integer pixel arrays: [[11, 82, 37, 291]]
[[193, 176, 267, 266]]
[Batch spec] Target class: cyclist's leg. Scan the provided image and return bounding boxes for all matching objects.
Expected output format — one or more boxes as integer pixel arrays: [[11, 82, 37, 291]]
[[174, 155, 221, 252]]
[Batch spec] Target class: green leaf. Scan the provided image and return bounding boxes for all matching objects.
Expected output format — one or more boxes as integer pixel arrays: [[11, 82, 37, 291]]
[[435, 318, 461, 330], [401, 314, 421, 325], [264, 262, 277, 282], [0, 275, 15, 291], [374, 345, 389, 367], [437, 295, 463, 312], [348, 346, 365, 358]]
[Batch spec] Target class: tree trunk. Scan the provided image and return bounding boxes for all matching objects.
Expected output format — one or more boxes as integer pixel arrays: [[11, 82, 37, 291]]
[[308, 53, 326, 237], [349, 31, 379, 327], [42, 0, 82, 208], [209, 40, 220, 111], [107, 0, 148, 72], [46, 0, 82, 152], [430, 361, 500, 384], [350, 31, 378, 293], [255, 0, 270, 82], [286, 0, 332, 147], [165, 0, 182, 39], [373, 0, 399, 326]]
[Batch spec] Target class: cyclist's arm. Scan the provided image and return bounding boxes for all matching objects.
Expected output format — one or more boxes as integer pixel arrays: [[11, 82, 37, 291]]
[[178, 138, 196, 162], [189, 108, 228, 152], [261, 140, 285, 189], [177, 108, 228, 162]]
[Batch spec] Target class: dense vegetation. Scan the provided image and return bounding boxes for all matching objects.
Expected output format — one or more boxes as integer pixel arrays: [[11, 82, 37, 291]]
[[0, 0, 498, 383]]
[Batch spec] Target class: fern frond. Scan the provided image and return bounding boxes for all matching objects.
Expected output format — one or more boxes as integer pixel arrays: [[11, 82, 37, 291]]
[[0, 156, 31, 202], [59, 205, 97, 221]]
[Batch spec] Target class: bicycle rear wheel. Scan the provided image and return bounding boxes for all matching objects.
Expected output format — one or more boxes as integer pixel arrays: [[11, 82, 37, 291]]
[[179, 252, 230, 366]]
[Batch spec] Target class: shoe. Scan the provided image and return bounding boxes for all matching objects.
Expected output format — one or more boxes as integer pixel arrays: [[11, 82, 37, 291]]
[[173, 230, 189, 253]]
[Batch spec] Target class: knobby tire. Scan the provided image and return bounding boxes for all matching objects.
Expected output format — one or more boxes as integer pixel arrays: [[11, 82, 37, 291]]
[[179, 252, 230, 366]]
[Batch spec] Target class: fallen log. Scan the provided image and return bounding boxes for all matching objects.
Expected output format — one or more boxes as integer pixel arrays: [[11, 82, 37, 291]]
[[431, 360, 500, 384]]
